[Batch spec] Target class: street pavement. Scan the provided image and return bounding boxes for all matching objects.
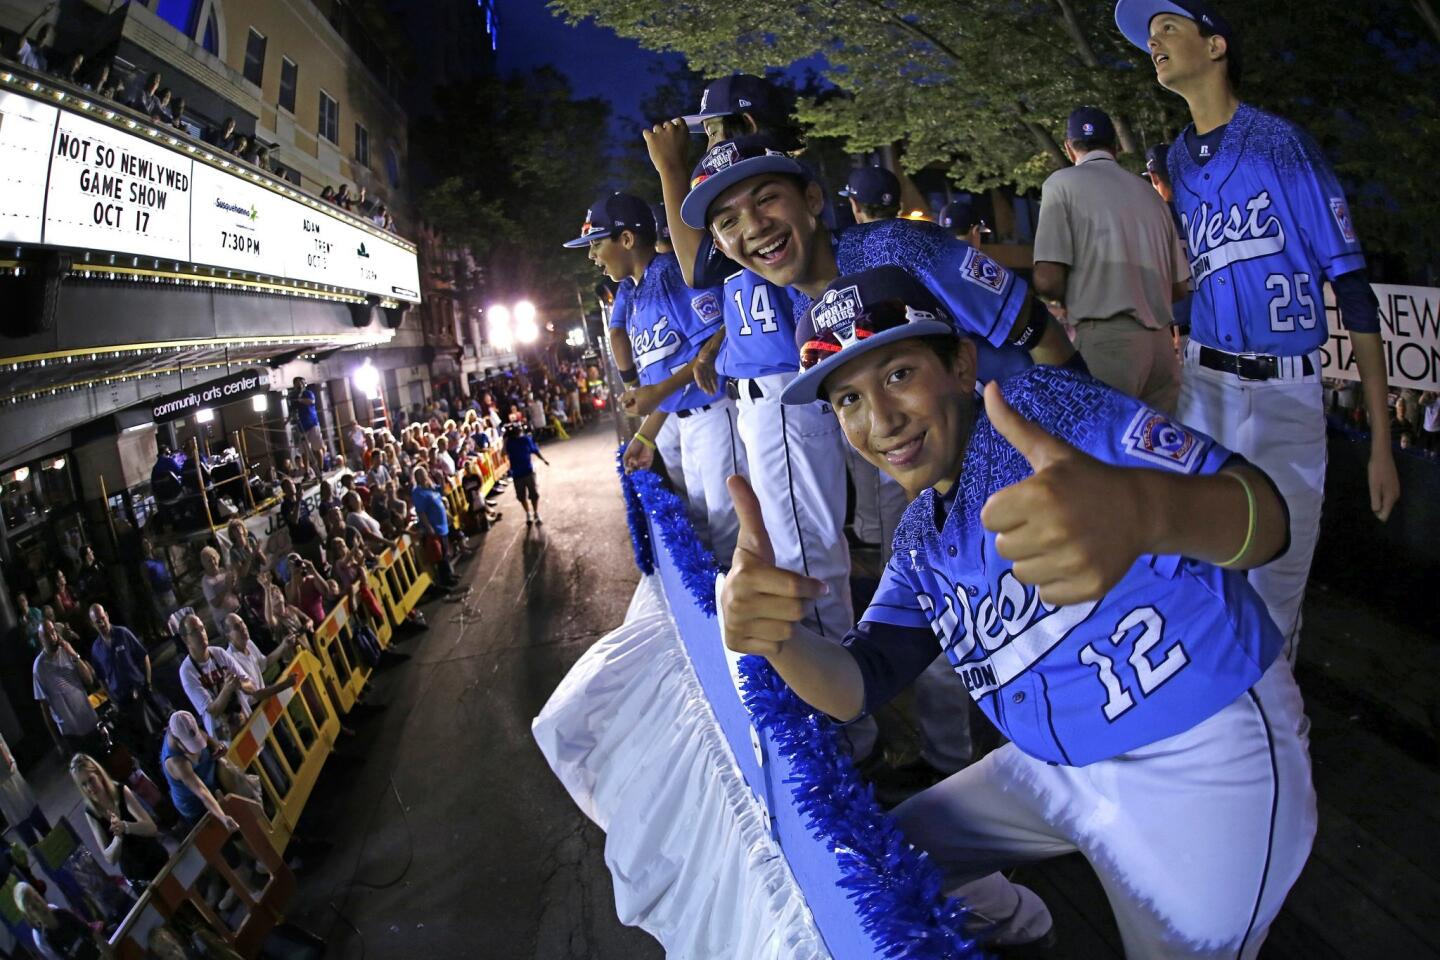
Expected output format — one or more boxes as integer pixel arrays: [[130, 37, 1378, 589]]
[[286, 421, 663, 959]]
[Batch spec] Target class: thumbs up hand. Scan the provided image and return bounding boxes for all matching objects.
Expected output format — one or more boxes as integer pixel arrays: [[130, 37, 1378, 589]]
[[720, 475, 829, 657], [979, 382, 1151, 606]]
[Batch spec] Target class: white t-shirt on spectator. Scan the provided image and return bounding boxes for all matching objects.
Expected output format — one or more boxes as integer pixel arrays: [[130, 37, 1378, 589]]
[[227, 639, 268, 711], [435, 451, 457, 477], [346, 509, 384, 541], [180, 647, 252, 738], [528, 400, 547, 427]]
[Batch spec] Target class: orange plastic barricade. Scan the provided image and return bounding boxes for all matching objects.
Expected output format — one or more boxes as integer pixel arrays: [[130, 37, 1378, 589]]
[[310, 597, 371, 714], [226, 649, 339, 855], [108, 798, 296, 959], [364, 568, 397, 649], [385, 534, 431, 619]]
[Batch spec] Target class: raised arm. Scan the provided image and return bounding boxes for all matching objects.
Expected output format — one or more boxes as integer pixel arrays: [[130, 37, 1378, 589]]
[[645, 119, 705, 286]]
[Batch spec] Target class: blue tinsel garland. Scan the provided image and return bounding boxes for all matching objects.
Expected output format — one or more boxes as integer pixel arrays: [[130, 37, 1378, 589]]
[[620, 466, 718, 616], [618, 463, 985, 959], [616, 448, 655, 576], [738, 657, 984, 959]]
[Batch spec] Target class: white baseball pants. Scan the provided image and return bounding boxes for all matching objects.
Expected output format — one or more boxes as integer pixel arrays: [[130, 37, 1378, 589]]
[[845, 447, 909, 564], [1175, 342, 1327, 662], [675, 398, 747, 563], [733, 373, 853, 640], [656, 415, 707, 546], [894, 657, 1316, 957]]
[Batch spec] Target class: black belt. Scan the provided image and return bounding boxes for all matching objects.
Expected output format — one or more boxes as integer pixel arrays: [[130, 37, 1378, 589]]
[[1197, 346, 1313, 381], [725, 379, 765, 401], [676, 404, 713, 419]]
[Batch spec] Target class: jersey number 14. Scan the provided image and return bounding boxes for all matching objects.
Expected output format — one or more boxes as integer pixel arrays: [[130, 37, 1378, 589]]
[[733, 285, 780, 335]]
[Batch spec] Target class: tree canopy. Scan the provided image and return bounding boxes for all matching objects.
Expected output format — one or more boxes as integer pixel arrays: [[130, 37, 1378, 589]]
[[412, 67, 614, 310], [550, 0, 1440, 278]]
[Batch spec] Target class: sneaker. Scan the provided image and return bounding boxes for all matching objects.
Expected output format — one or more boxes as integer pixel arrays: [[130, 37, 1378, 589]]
[[526, 516, 534, 525], [534, 515, 543, 524]]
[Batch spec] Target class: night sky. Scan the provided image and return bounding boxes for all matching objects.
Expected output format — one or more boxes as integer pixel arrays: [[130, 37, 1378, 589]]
[[495, 1, 685, 129]]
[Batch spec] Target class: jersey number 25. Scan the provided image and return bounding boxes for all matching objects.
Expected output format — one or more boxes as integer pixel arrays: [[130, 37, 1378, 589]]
[[1266, 272, 1318, 332], [733, 285, 780, 335]]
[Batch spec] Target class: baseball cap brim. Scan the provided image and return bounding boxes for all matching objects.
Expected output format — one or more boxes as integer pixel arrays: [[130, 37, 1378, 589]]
[[680, 154, 809, 229], [680, 109, 730, 131], [561, 226, 619, 249], [780, 319, 957, 406], [1114, 0, 1196, 50]]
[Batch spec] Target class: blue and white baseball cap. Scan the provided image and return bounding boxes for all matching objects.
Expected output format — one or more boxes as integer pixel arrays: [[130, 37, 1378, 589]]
[[561, 192, 656, 248], [680, 134, 810, 229], [837, 166, 900, 206], [649, 202, 671, 243], [1114, 0, 1235, 51], [681, 75, 785, 131], [938, 199, 990, 235], [1066, 106, 1117, 143], [781, 266, 957, 406]]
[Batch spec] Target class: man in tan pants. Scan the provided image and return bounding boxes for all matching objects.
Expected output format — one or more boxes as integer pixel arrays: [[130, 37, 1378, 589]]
[[1033, 106, 1190, 414]]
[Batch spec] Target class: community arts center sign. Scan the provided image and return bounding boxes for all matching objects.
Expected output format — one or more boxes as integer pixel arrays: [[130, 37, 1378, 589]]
[[1323, 284, 1440, 392], [0, 87, 420, 303], [149, 369, 273, 421]]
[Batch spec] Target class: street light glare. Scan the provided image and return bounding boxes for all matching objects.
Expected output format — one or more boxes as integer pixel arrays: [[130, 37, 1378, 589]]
[[488, 304, 515, 349], [515, 314, 540, 344], [353, 359, 381, 399], [514, 300, 536, 323]]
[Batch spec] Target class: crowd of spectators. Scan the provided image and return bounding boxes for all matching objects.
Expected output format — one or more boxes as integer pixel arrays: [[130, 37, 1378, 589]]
[[1325, 379, 1440, 458], [6, 352, 590, 948]]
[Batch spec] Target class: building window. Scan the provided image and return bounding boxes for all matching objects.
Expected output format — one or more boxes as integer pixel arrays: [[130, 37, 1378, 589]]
[[243, 28, 267, 87], [319, 90, 339, 144], [354, 123, 370, 168], [279, 58, 297, 113], [154, 0, 201, 37], [201, 10, 219, 54], [384, 145, 401, 189]]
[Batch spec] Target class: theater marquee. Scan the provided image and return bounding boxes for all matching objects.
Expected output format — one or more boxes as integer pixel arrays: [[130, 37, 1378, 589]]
[[0, 88, 421, 303]]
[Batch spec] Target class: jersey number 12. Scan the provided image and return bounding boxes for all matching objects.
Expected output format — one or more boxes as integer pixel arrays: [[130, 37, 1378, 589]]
[[1078, 607, 1189, 721], [734, 285, 780, 335]]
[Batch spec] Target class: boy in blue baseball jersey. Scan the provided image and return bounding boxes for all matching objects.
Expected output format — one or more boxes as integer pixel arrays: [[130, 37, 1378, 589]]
[[564, 192, 747, 560], [1115, 0, 1399, 661], [681, 135, 1071, 384], [639, 81, 861, 649], [719, 265, 1315, 956]]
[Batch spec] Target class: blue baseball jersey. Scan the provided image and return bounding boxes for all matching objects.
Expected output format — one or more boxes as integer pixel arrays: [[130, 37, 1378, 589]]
[[625, 252, 727, 413], [844, 366, 1285, 767], [791, 220, 1033, 383], [717, 269, 801, 379], [608, 279, 633, 330], [1168, 103, 1367, 356]]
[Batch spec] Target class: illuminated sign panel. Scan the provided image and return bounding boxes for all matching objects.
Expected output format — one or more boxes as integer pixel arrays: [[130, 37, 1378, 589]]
[[44, 110, 193, 259], [0, 87, 420, 302], [0, 91, 58, 243]]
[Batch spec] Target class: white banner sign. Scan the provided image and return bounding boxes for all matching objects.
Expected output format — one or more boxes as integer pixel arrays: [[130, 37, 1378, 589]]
[[1322, 283, 1440, 392], [0, 90, 57, 243], [0, 87, 420, 301], [44, 110, 193, 259]]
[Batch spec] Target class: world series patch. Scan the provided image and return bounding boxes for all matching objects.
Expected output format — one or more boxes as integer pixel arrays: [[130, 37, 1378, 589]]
[[960, 247, 1007, 295], [1121, 409, 1205, 473], [1329, 198, 1357, 244], [691, 292, 722, 324]]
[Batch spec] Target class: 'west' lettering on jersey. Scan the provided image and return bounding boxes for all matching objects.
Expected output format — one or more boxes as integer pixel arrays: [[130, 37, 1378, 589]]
[[632, 316, 681, 370], [1181, 190, 1286, 286], [912, 562, 1105, 699]]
